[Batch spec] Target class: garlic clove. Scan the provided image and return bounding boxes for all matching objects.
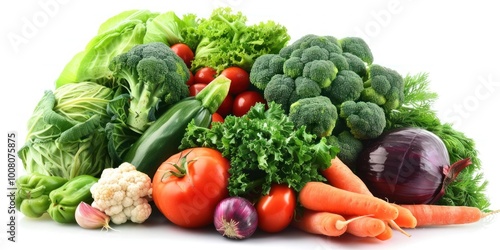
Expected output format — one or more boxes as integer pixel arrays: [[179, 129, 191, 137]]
[[75, 201, 115, 231]]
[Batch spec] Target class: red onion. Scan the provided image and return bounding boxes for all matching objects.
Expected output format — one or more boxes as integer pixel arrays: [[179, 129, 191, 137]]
[[213, 196, 258, 240], [356, 127, 471, 204]]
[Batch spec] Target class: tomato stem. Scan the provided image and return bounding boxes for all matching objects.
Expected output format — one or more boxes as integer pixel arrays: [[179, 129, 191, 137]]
[[161, 150, 196, 181]]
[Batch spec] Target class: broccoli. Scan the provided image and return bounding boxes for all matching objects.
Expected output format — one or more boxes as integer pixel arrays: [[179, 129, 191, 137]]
[[263, 75, 295, 111], [338, 37, 374, 65], [303, 60, 338, 88], [264, 75, 321, 113], [361, 64, 405, 111], [300, 46, 330, 63], [289, 96, 338, 138], [322, 70, 364, 105], [283, 57, 304, 78], [328, 52, 350, 72], [343, 52, 368, 79], [279, 34, 343, 58], [326, 131, 363, 169], [339, 100, 386, 140], [109, 42, 190, 132], [249, 54, 286, 90]]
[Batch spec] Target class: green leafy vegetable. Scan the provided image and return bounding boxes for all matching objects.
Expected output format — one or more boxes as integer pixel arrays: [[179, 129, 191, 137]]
[[190, 7, 290, 73], [180, 102, 339, 197], [55, 10, 159, 87], [19, 82, 115, 179], [143, 11, 199, 50]]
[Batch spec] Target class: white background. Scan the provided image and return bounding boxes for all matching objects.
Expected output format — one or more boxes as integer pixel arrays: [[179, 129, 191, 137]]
[[1, 0, 499, 249]]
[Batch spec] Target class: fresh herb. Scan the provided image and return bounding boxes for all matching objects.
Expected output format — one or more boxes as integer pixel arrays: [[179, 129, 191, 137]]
[[180, 102, 339, 197]]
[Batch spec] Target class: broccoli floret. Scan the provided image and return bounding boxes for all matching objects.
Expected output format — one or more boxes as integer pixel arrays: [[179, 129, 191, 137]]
[[303, 60, 338, 88], [109, 42, 190, 132], [263, 74, 296, 112], [300, 46, 330, 63], [249, 54, 285, 90], [338, 37, 374, 65], [289, 96, 338, 138], [326, 131, 363, 169], [322, 70, 364, 105], [279, 34, 342, 58], [343, 52, 368, 79], [264, 75, 322, 113], [339, 100, 386, 140], [295, 76, 322, 100], [361, 64, 405, 111], [328, 52, 350, 72], [283, 57, 304, 78]]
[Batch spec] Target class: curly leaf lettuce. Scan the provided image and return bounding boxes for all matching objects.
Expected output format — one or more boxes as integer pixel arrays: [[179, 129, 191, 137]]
[[180, 102, 339, 197], [190, 7, 290, 73]]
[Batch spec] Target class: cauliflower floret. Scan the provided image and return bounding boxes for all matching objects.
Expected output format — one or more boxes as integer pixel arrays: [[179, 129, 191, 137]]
[[90, 162, 153, 225]]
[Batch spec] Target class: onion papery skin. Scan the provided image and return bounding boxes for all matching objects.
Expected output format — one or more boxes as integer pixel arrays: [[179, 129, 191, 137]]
[[356, 127, 463, 205]]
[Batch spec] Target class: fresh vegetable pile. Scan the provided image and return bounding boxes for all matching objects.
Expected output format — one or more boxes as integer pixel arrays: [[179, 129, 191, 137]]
[[16, 6, 497, 243]]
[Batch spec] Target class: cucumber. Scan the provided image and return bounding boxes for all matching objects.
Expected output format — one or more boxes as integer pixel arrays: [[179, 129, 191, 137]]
[[124, 75, 230, 178]]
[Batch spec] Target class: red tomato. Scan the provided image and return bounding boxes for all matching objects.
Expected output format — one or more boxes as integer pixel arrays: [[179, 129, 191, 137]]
[[212, 113, 224, 123], [194, 67, 217, 84], [152, 148, 230, 228], [189, 83, 207, 96], [232, 91, 266, 117], [186, 71, 195, 86], [255, 184, 296, 233], [170, 43, 194, 68], [220, 66, 250, 95], [216, 94, 234, 117]]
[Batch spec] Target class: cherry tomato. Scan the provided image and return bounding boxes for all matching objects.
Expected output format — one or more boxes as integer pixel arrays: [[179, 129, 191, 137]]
[[220, 66, 250, 95], [255, 184, 296, 233], [194, 67, 217, 84], [152, 148, 230, 228], [232, 91, 266, 117], [216, 94, 234, 117], [189, 83, 207, 96], [170, 43, 194, 68], [186, 71, 195, 86], [212, 113, 224, 123]]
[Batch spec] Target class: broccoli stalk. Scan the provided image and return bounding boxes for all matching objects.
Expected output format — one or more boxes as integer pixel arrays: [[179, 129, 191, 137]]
[[109, 42, 190, 133]]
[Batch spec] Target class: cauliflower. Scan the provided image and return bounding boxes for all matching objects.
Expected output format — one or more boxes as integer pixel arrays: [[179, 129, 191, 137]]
[[90, 162, 153, 225]]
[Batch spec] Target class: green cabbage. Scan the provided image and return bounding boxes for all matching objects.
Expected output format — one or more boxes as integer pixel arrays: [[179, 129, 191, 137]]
[[19, 82, 115, 179]]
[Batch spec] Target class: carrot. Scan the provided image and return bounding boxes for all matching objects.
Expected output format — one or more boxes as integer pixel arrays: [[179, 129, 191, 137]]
[[298, 181, 399, 221], [375, 221, 393, 241], [344, 215, 386, 238], [401, 204, 499, 227], [392, 204, 418, 228], [321, 157, 417, 234], [321, 156, 373, 195], [292, 209, 348, 237]]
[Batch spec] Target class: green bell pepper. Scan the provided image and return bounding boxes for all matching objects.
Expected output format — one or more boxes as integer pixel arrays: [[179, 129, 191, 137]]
[[15, 173, 68, 218], [47, 175, 98, 223]]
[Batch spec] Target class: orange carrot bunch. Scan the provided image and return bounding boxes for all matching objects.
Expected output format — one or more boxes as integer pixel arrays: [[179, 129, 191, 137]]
[[293, 156, 497, 241]]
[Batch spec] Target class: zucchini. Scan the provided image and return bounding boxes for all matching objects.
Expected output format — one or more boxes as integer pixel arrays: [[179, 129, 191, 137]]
[[124, 75, 231, 178]]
